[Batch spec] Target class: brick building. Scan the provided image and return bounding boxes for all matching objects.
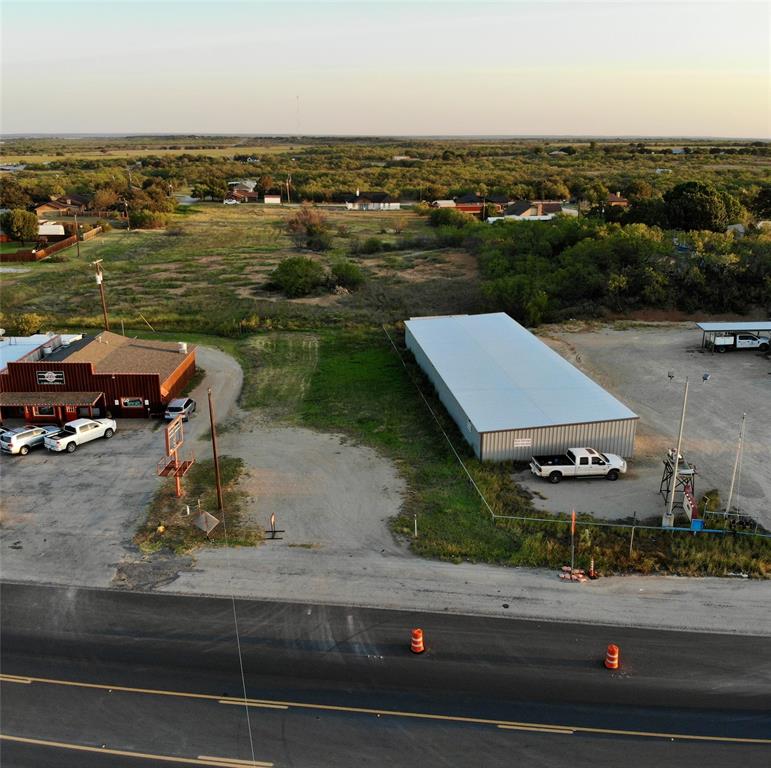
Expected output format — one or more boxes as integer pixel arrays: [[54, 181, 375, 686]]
[[0, 332, 196, 423]]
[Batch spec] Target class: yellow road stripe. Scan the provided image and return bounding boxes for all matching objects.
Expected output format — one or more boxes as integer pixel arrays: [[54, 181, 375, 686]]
[[0, 674, 32, 684], [498, 724, 575, 735], [0, 734, 272, 767], [4, 673, 770, 746], [219, 700, 289, 710]]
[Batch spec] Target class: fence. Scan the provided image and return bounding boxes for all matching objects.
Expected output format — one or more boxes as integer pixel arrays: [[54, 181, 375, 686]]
[[0, 226, 102, 262]]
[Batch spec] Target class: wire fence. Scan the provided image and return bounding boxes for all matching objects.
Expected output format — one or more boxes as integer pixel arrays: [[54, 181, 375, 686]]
[[382, 324, 771, 542]]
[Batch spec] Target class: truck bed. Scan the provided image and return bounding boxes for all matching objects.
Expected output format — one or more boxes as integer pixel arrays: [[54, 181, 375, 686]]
[[532, 454, 574, 467]]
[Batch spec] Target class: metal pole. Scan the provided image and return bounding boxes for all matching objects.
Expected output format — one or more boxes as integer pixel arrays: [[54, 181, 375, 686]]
[[570, 509, 576, 572], [208, 387, 225, 514], [725, 413, 746, 517], [74, 212, 81, 259], [666, 377, 689, 523], [629, 512, 637, 558]]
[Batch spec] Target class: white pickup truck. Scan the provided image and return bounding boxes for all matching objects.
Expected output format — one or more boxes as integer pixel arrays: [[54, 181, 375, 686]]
[[530, 447, 627, 484], [44, 418, 117, 453], [710, 333, 769, 352]]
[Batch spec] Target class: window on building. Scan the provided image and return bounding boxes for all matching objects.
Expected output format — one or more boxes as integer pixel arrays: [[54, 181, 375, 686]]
[[33, 405, 55, 416], [121, 397, 144, 408]]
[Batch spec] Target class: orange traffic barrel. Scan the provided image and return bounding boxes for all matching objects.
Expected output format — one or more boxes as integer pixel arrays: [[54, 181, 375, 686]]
[[411, 628, 425, 654], [604, 644, 620, 669]]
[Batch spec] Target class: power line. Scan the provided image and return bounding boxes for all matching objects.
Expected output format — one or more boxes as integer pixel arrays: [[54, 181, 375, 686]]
[[206, 389, 257, 766]]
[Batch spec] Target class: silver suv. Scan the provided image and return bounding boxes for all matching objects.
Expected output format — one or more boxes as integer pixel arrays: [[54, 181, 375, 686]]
[[164, 397, 196, 422], [0, 425, 61, 456]]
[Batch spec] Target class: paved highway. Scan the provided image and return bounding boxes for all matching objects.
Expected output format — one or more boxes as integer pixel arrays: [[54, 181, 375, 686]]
[[1, 583, 769, 767]]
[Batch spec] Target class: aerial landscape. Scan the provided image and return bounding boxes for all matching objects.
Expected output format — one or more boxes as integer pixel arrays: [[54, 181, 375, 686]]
[[0, 1, 769, 766]]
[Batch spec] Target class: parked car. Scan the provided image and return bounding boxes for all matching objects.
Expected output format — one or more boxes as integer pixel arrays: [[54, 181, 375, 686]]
[[530, 447, 627, 484], [223, 198, 239, 205], [164, 397, 196, 421], [44, 418, 117, 453], [1, 424, 61, 456]]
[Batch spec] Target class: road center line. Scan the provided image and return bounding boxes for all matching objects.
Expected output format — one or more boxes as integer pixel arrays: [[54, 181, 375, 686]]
[[498, 724, 575, 735], [0, 674, 32, 684], [219, 700, 289, 710], [0, 734, 272, 767], [2, 673, 769, 746]]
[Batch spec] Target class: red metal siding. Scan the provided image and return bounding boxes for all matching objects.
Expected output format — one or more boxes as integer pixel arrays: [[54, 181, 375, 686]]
[[0, 349, 197, 419]]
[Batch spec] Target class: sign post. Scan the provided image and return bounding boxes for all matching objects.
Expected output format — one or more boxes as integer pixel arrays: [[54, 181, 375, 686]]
[[570, 509, 576, 573]]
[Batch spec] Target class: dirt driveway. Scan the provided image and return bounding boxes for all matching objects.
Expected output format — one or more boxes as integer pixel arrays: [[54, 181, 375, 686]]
[[536, 324, 771, 529]]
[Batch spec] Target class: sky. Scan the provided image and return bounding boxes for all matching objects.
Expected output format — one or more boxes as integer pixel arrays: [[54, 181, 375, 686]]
[[1, 0, 768, 137]]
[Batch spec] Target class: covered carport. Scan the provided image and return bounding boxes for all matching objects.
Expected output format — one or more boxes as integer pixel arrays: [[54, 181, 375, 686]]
[[697, 321, 771, 350]]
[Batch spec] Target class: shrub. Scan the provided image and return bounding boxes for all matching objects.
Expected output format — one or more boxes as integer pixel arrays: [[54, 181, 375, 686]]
[[95, 219, 113, 232], [129, 209, 170, 229], [360, 237, 383, 254], [428, 207, 476, 228], [0, 311, 46, 335], [306, 230, 333, 251], [331, 259, 365, 289], [270, 256, 326, 297]]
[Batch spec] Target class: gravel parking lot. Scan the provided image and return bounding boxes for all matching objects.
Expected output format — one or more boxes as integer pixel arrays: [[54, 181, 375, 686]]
[[528, 324, 771, 529]]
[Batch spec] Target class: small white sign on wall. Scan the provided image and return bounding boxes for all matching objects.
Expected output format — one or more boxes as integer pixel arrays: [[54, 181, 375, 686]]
[[512, 438, 532, 448]]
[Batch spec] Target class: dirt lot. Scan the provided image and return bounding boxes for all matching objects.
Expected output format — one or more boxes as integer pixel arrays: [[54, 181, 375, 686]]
[[523, 323, 771, 530]]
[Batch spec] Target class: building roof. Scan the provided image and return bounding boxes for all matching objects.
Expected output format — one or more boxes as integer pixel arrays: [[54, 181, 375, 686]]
[[1, 335, 52, 370], [35, 200, 71, 211], [346, 192, 395, 203], [503, 201, 536, 217], [405, 313, 638, 433], [0, 391, 102, 407], [58, 194, 89, 206], [55, 332, 196, 381], [454, 193, 484, 204], [696, 321, 771, 333], [607, 192, 628, 203]]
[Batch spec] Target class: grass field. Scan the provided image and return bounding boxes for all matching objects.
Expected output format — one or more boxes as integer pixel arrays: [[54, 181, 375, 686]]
[[0, 204, 480, 332], [231, 327, 771, 577]]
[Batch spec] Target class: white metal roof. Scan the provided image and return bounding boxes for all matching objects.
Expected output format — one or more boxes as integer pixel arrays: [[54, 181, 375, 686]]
[[405, 313, 638, 433], [696, 321, 771, 332], [0, 333, 83, 370]]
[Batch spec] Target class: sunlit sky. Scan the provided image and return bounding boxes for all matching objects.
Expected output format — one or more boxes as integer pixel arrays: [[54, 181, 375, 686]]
[[1, 0, 768, 137]]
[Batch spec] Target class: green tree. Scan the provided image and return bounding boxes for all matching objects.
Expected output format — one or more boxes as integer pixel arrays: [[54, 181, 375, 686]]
[[0, 311, 46, 336], [270, 256, 326, 297], [665, 181, 729, 232], [0, 177, 32, 209], [1, 209, 38, 244]]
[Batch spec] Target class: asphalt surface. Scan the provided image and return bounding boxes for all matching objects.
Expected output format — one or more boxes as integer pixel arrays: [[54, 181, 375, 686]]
[[1, 583, 770, 767]]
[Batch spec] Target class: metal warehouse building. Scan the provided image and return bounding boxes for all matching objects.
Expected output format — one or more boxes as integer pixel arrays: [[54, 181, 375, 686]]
[[405, 313, 638, 461]]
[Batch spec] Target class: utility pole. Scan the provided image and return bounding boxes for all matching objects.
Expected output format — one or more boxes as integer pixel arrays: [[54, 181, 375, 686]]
[[665, 377, 689, 526], [207, 388, 225, 514], [724, 413, 746, 517], [91, 259, 110, 331], [74, 211, 81, 259], [124, 200, 130, 231]]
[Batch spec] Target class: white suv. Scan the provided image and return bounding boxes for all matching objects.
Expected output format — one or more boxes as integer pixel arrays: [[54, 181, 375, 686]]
[[0, 425, 61, 456]]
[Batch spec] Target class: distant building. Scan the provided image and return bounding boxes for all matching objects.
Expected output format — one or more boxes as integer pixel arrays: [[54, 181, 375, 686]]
[[489, 199, 574, 222], [671, 148, 686, 155], [430, 200, 456, 208], [655, 168, 672, 174], [345, 190, 400, 211], [227, 179, 257, 192], [606, 192, 629, 208], [264, 193, 282, 205]]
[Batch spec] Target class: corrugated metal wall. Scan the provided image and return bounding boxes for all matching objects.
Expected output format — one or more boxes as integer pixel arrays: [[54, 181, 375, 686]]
[[405, 326, 481, 457], [480, 419, 638, 462]]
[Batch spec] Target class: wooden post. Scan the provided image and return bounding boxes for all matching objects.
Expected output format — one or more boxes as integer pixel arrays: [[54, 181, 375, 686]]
[[208, 388, 224, 514]]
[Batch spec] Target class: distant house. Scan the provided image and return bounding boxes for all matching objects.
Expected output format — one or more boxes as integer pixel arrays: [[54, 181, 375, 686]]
[[35, 194, 90, 217], [490, 199, 575, 223], [671, 148, 686, 155], [606, 192, 629, 208], [345, 190, 400, 211], [454, 193, 486, 215], [227, 189, 259, 203], [548, 150, 568, 156], [228, 179, 257, 192], [430, 199, 456, 208], [655, 168, 672, 175], [264, 193, 282, 205]]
